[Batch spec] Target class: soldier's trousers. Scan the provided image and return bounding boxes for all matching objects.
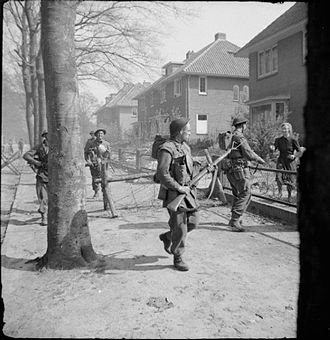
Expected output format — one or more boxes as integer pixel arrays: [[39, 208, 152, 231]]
[[90, 166, 101, 192], [36, 176, 48, 215], [163, 209, 199, 257], [226, 167, 252, 220]]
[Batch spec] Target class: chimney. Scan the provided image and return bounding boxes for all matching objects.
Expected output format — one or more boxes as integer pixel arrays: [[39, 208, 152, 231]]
[[215, 32, 226, 41], [185, 50, 194, 60]]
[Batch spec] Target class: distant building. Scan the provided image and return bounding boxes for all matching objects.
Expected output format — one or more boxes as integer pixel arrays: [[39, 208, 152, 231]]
[[134, 32, 249, 141], [235, 2, 307, 142], [93, 82, 150, 140]]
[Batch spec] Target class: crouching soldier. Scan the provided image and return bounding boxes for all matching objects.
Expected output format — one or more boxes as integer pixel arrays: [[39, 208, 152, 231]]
[[157, 118, 199, 271], [23, 130, 49, 226]]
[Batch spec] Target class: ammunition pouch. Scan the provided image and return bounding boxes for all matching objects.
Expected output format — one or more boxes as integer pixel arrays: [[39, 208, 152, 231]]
[[220, 158, 232, 172], [171, 155, 190, 186]]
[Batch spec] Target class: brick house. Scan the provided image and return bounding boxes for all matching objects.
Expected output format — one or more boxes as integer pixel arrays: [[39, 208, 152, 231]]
[[94, 82, 150, 140], [133, 33, 249, 142], [235, 2, 307, 142]]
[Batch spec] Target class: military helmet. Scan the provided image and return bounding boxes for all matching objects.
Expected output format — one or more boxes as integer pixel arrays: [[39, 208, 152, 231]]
[[169, 118, 190, 136], [41, 130, 48, 137], [94, 128, 106, 135], [232, 116, 248, 126]]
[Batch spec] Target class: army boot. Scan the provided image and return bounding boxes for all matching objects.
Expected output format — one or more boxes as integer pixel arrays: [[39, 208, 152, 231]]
[[229, 218, 245, 232], [159, 233, 171, 254], [173, 255, 189, 271]]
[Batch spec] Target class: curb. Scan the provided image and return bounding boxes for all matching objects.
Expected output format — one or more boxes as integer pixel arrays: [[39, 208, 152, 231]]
[[224, 191, 297, 225]]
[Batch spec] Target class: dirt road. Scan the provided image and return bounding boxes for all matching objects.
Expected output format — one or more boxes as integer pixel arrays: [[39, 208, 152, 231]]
[[1, 165, 299, 338]]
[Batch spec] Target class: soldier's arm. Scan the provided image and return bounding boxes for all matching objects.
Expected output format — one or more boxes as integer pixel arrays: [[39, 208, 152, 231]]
[[23, 147, 41, 166], [156, 150, 182, 192], [240, 139, 265, 164]]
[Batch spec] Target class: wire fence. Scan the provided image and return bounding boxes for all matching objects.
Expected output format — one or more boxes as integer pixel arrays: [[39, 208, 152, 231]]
[[107, 147, 298, 211]]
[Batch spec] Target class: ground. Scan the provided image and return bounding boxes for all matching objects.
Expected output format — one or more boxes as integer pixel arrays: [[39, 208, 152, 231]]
[[1, 160, 299, 338]]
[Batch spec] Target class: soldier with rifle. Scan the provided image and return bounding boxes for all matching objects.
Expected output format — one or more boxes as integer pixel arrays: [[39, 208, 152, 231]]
[[225, 116, 266, 232], [23, 130, 49, 226], [85, 128, 111, 198]]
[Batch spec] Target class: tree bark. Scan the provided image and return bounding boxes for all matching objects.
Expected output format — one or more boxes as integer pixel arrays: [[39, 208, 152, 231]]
[[40, 0, 97, 269], [25, 0, 40, 145], [21, 13, 34, 147], [297, 3, 330, 338], [37, 49, 47, 136]]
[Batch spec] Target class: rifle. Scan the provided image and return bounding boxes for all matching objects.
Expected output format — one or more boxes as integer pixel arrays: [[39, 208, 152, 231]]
[[167, 143, 240, 212]]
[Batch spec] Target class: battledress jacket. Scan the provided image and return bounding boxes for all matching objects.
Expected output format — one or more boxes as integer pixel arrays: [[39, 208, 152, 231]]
[[156, 139, 198, 210], [229, 130, 264, 164]]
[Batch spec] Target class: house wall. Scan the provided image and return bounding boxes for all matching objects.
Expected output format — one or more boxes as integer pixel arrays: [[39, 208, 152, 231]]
[[249, 31, 307, 139], [188, 75, 249, 141], [119, 106, 138, 133]]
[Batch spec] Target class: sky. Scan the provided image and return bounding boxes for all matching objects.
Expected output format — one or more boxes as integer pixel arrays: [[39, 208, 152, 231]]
[[86, 1, 296, 104]]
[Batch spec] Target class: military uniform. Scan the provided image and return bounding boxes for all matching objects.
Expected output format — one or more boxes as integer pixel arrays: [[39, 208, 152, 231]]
[[226, 118, 264, 230], [157, 138, 199, 265], [86, 138, 111, 195], [23, 138, 49, 225]]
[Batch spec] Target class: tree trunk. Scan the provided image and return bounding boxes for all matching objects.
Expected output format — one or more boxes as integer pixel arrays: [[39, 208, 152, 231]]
[[40, 0, 97, 269], [37, 50, 47, 136], [21, 14, 34, 147], [26, 0, 40, 145], [297, 3, 330, 338]]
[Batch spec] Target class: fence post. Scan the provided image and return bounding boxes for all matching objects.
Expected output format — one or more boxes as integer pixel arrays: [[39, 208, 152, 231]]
[[101, 161, 118, 217], [136, 149, 141, 171]]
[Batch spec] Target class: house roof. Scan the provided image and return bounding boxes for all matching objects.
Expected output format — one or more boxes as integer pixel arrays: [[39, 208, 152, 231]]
[[236, 2, 307, 57], [94, 82, 149, 115], [134, 35, 248, 98]]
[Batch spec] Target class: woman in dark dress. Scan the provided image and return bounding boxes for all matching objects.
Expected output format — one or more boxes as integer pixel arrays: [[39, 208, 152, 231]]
[[273, 123, 301, 201]]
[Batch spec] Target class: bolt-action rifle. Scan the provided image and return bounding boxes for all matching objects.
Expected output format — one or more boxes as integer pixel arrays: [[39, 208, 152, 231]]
[[167, 142, 241, 212]]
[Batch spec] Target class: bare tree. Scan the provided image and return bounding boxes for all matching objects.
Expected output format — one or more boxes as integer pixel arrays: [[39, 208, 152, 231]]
[[37, 0, 98, 269]]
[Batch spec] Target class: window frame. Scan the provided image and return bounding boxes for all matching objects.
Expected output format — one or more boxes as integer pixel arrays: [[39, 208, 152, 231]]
[[174, 78, 182, 97], [258, 44, 278, 78], [160, 85, 166, 103], [233, 85, 240, 102], [242, 85, 249, 102], [196, 114, 208, 134], [199, 76, 207, 95]]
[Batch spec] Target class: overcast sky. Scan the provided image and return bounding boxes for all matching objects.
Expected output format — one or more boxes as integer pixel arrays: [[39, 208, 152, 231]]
[[86, 1, 295, 103]]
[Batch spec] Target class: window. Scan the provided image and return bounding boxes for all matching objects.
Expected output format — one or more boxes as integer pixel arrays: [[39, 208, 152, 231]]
[[233, 85, 239, 101], [132, 108, 137, 117], [258, 45, 278, 78], [251, 104, 271, 125], [196, 114, 208, 134], [242, 85, 249, 102], [275, 102, 285, 120], [302, 30, 307, 64], [160, 86, 166, 103], [174, 79, 182, 96], [199, 77, 207, 94]]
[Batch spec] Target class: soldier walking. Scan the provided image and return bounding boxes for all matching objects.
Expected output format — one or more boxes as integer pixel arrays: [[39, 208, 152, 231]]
[[226, 116, 265, 232], [23, 131, 49, 226], [85, 128, 111, 198], [157, 118, 199, 271]]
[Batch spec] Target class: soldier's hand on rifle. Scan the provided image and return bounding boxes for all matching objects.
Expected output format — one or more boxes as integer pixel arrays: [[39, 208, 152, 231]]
[[178, 185, 190, 195]]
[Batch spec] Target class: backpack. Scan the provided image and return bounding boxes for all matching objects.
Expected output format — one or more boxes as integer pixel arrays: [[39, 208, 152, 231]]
[[151, 135, 168, 159]]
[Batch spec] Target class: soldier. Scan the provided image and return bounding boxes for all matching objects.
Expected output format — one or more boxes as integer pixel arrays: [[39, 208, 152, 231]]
[[157, 118, 199, 271], [18, 138, 24, 154], [226, 116, 265, 232], [84, 130, 96, 160], [85, 128, 111, 198], [23, 130, 49, 226]]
